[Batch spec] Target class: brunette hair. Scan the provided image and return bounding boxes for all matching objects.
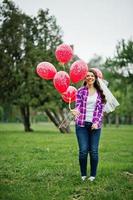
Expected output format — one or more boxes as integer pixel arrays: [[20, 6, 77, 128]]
[[84, 69, 106, 104]]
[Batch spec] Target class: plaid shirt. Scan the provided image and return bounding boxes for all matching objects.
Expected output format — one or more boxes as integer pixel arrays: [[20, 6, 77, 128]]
[[75, 86, 104, 128]]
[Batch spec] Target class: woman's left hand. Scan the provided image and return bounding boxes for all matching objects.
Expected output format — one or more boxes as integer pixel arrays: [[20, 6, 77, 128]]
[[91, 123, 98, 130]]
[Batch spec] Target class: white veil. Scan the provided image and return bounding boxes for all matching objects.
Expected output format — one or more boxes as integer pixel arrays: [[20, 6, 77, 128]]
[[98, 77, 120, 113]]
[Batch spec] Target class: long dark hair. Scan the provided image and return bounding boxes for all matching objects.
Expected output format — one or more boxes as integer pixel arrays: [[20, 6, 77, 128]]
[[84, 69, 106, 104]]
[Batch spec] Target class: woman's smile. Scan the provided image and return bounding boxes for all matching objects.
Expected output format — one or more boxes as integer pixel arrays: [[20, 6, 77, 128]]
[[85, 72, 96, 84]]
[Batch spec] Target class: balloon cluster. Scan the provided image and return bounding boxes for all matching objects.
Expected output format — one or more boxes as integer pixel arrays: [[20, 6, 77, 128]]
[[36, 44, 88, 104], [36, 43, 103, 105]]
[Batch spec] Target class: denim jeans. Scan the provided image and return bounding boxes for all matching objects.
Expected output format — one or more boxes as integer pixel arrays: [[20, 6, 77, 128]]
[[75, 122, 101, 177]]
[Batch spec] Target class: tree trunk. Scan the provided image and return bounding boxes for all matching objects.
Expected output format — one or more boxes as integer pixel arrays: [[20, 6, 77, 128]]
[[115, 114, 119, 127], [103, 113, 107, 127], [131, 116, 133, 125], [127, 115, 132, 124], [53, 110, 71, 133], [20, 105, 33, 132], [45, 108, 71, 133], [108, 114, 112, 126]]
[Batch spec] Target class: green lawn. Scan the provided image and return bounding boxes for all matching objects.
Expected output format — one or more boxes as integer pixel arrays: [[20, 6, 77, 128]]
[[0, 123, 133, 200]]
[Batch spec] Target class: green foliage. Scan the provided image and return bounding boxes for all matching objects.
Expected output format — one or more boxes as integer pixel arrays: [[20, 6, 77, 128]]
[[103, 39, 133, 120], [0, 0, 63, 110], [0, 0, 68, 131], [0, 123, 133, 200], [0, 0, 24, 102], [0, 106, 3, 120]]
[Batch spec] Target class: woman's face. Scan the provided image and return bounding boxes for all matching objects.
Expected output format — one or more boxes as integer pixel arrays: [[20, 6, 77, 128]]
[[85, 71, 96, 85]]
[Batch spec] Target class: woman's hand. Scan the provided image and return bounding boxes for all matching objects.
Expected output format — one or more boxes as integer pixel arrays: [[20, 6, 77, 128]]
[[70, 109, 80, 118], [91, 123, 98, 130]]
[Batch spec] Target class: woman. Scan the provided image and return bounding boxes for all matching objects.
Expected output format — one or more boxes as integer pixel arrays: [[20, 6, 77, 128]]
[[71, 69, 106, 181]]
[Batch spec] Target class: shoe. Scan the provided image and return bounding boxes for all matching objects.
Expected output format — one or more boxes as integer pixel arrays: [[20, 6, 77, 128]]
[[88, 176, 95, 181], [81, 176, 87, 181]]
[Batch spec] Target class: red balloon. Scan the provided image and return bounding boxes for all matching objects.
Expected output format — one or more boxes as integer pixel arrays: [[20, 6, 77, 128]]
[[53, 71, 70, 93], [55, 44, 73, 64], [36, 62, 57, 80], [62, 86, 77, 103], [91, 68, 103, 79], [70, 60, 88, 83]]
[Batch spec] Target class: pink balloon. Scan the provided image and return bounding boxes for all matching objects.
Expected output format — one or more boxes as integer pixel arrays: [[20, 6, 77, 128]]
[[62, 86, 77, 103], [91, 68, 103, 79], [36, 62, 57, 80], [53, 71, 70, 93], [55, 44, 73, 64], [70, 60, 88, 83]]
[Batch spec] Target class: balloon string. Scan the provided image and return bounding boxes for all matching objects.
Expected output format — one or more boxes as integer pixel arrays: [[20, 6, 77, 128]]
[[60, 62, 65, 70], [58, 98, 75, 129], [58, 118, 66, 129], [58, 111, 74, 129], [69, 98, 72, 111]]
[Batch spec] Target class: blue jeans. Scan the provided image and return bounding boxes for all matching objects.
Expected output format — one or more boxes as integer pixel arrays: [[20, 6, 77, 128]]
[[75, 122, 101, 177]]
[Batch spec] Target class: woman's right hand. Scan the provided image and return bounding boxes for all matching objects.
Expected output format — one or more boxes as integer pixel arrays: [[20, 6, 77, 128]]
[[70, 109, 80, 118]]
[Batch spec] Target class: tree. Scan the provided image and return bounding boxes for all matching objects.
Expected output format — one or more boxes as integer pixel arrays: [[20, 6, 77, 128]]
[[103, 39, 133, 125], [88, 54, 104, 69], [0, 0, 71, 132]]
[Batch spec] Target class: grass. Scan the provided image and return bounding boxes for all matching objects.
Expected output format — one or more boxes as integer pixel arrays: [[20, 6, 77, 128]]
[[0, 123, 133, 200]]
